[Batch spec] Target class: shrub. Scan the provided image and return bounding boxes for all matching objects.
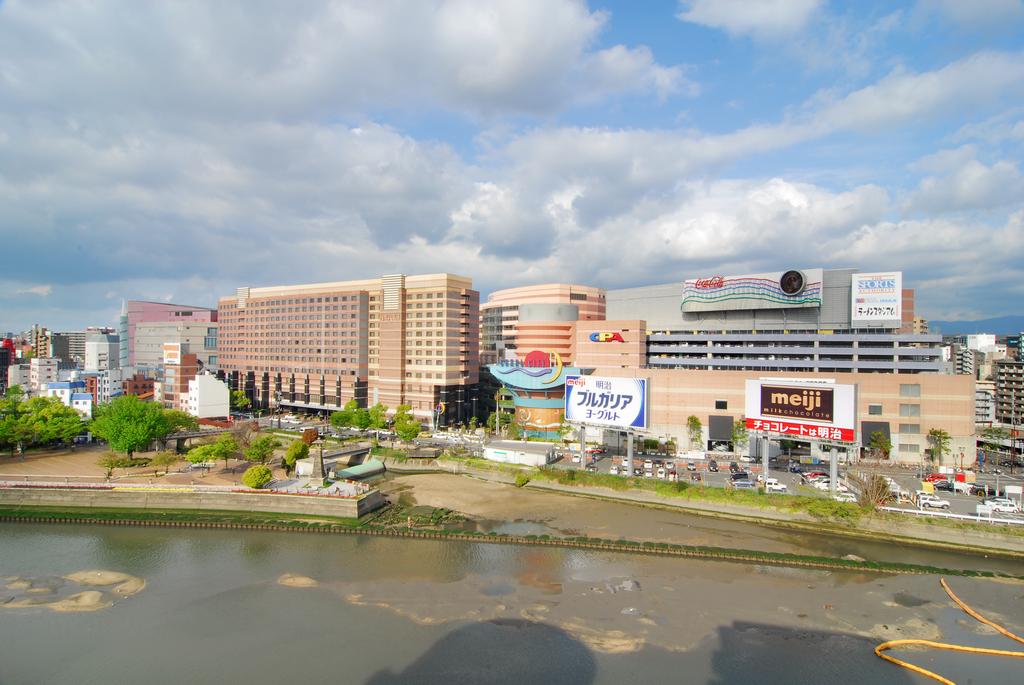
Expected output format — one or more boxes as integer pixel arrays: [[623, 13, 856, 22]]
[[514, 472, 531, 488], [242, 465, 273, 489]]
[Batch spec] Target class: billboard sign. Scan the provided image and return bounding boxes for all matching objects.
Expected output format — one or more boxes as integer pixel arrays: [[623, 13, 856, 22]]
[[162, 343, 181, 365], [589, 331, 626, 343], [682, 268, 823, 313], [744, 379, 856, 442], [564, 375, 647, 429], [851, 272, 902, 325]]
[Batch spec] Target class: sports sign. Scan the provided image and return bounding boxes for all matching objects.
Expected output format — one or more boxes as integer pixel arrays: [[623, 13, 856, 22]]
[[851, 271, 902, 325], [744, 379, 856, 442], [564, 375, 648, 429]]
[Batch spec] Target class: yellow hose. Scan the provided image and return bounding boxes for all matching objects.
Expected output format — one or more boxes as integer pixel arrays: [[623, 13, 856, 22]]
[[874, 578, 1024, 684]]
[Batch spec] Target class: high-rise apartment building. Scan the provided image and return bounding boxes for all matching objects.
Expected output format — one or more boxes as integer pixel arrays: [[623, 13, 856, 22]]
[[118, 300, 217, 368], [994, 360, 1024, 426], [218, 273, 479, 422]]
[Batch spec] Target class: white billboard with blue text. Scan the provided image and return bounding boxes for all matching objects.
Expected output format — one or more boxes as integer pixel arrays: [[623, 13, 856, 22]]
[[564, 375, 648, 429]]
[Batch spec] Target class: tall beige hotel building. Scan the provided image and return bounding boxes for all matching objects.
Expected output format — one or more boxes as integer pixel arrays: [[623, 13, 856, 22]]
[[217, 273, 479, 422]]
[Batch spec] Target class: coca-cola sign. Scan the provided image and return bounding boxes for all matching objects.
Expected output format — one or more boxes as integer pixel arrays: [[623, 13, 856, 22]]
[[694, 276, 725, 289]]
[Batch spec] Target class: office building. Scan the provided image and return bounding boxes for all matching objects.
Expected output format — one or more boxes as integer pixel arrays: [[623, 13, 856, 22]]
[[607, 268, 941, 374], [218, 273, 479, 422], [119, 300, 217, 368], [994, 360, 1024, 426], [29, 358, 59, 393], [185, 372, 230, 419], [84, 332, 120, 371], [45, 381, 93, 418], [155, 345, 200, 411], [133, 322, 218, 372]]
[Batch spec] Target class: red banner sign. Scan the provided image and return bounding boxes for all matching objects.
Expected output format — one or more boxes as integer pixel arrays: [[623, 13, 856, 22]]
[[746, 417, 854, 442]]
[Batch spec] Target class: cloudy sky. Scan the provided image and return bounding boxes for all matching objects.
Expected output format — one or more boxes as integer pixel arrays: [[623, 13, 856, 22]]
[[2, 0, 1023, 332]]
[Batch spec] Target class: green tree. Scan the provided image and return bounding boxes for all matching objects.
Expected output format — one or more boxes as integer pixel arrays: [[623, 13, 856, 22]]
[[211, 433, 239, 468], [27, 396, 84, 446], [468, 416, 479, 431], [163, 409, 199, 434], [330, 400, 356, 430], [244, 435, 280, 464], [367, 403, 389, 430], [868, 430, 892, 460], [687, 415, 703, 449], [392, 404, 422, 442], [241, 464, 273, 489], [90, 396, 172, 458], [731, 419, 749, 454], [97, 452, 120, 479], [927, 428, 951, 466], [230, 390, 251, 411], [150, 451, 180, 476], [1, 387, 84, 458], [283, 440, 309, 476], [185, 443, 217, 465]]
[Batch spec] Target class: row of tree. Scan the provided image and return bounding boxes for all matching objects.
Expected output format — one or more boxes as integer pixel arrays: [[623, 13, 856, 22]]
[[328, 400, 424, 442], [0, 386, 85, 458]]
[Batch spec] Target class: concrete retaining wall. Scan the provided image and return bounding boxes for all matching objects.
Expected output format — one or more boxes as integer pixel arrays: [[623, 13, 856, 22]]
[[0, 488, 385, 519]]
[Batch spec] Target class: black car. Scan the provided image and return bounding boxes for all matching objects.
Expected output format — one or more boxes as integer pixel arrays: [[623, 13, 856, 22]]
[[729, 462, 740, 473], [932, 480, 954, 492], [969, 484, 991, 497], [731, 471, 750, 481], [708, 460, 719, 472]]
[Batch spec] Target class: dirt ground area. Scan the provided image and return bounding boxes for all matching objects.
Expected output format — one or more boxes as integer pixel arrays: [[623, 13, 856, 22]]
[[0, 445, 285, 486], [379, 473, 827, 554]]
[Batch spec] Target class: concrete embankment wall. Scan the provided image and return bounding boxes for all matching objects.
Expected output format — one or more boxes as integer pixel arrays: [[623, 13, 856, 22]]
[[0, 488, 385, 519]]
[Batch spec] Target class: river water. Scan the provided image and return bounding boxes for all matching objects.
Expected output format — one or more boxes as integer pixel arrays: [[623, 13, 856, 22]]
[[1, 523, 1021, 684]]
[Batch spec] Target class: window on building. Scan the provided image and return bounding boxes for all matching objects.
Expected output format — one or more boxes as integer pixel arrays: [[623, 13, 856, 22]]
[[868, 404, 883, 415], [899, 424, 920, 434], [899, 404, 921, 417], [900, 384, 921, 398], [899, 443, 919, 453], [715, 400, 728, 410]]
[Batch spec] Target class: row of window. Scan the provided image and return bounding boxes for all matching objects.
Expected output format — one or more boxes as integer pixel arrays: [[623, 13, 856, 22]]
[[868, 403, 921, 417]]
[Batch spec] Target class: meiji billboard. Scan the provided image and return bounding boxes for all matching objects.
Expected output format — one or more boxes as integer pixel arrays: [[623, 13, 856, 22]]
[[744, 379, 857, 442], [851, 272, 902, 326], [682, 269, 823, 313], [564, 375, 648, 429]]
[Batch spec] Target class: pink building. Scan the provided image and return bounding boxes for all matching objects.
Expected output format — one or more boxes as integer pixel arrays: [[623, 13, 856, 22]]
[[119, 300, 216, 368]]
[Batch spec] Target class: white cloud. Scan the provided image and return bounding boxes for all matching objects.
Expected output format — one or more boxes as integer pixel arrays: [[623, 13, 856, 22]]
[[14, 285, 52, 296], [916, 0, 1024, 29], [907, 156, 1024, 213], [677, 0, 823, 39], [0, 0, 689, 119]]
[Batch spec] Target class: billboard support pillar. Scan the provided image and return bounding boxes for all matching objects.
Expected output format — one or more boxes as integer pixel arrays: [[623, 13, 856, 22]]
[[762, 434, 770, 490], [829, 447, 838, 497], [579, 424, 586, 461], [626, 431, 634, 477]]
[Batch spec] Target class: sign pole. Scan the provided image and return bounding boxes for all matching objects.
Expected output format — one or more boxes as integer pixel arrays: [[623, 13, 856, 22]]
[[626, 430, 634, 477], [762, 434, 770, 490], [829, 447, 838, 498], [579, 424, 586, 464]]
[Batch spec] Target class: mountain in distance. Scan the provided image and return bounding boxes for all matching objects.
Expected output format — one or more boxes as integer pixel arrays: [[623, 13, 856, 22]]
[[927, 315, 1024, 336]]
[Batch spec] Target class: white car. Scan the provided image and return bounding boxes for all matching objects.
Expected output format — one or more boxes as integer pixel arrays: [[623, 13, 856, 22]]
[[765, 478, 787, 493], [812, 480, 831, 491], [609, 465, 620, 476], [983, 498, 1020, 514], [833, 492, 857, 503], [915, 492, 951, 510]]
